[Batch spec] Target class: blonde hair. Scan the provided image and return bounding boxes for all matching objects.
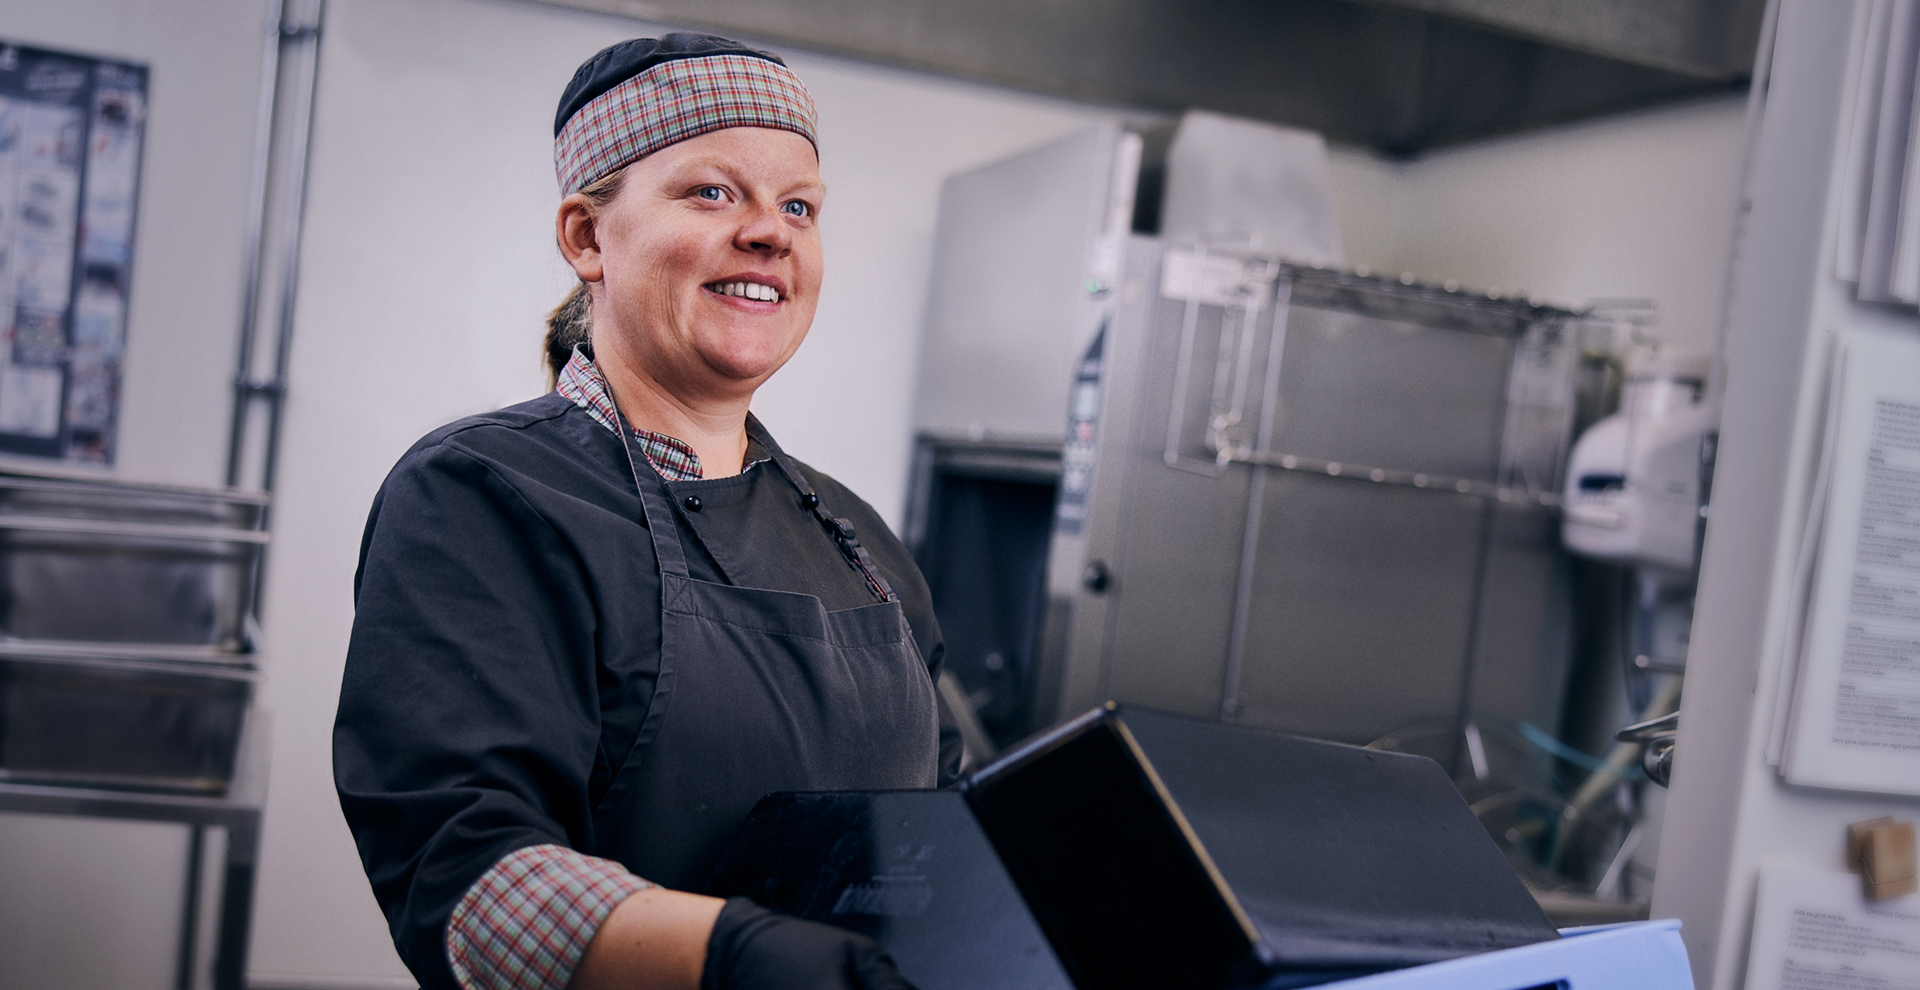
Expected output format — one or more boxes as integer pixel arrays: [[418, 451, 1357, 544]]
[[544, 168, 628, 387]]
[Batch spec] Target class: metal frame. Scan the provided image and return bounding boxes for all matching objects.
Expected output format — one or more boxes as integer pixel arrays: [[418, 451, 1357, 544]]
[[225, 0, 325, 506], [1220, 448, 1565, 508], [0, 710, 268, 990], [1218, 277, 1293, 721]]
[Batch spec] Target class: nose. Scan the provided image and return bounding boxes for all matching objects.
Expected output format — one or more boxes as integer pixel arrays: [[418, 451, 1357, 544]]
[[735, 203, 792, 256]]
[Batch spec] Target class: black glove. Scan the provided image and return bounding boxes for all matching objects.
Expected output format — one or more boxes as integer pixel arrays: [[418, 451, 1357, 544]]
[[700, 897, 916, 990]]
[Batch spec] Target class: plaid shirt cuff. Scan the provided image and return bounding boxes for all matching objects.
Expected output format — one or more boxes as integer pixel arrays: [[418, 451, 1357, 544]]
[[447, 844, 655, 990]]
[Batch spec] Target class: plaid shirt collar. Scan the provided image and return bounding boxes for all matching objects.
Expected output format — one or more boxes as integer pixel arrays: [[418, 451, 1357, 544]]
[[555, 347, 768, 482]]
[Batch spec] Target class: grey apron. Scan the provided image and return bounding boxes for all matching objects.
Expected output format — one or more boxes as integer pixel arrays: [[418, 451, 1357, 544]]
[[589, 418, 940, 890]]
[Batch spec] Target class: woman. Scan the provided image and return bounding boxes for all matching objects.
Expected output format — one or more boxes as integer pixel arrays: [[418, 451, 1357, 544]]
[[334, 34, 957, 990]]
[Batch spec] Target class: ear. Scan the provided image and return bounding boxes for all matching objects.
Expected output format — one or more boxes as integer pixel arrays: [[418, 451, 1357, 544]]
[[557, 193, 604, 282]]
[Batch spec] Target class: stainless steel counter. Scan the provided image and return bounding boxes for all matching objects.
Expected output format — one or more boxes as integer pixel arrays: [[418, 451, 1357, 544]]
[[0, 706, 269, 990]]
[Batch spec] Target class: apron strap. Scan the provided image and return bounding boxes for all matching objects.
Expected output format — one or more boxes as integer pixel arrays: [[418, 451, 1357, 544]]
[[753, 422, 898, 604], [611, 405, 694, 580]]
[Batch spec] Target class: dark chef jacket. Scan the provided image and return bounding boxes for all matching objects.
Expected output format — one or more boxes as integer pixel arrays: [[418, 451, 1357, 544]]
[[333, 391, 960, 985]]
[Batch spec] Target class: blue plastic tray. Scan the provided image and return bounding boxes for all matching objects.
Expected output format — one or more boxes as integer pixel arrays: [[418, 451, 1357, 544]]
[[1318, 920, 1692, 990]]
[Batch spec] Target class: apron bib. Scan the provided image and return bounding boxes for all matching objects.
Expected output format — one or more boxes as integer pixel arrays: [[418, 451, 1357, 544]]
[[589, 419, 939, 890]]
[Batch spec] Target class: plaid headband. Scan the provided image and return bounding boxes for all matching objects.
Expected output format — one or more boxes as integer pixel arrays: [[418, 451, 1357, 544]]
[[554, 52, 818, 194]]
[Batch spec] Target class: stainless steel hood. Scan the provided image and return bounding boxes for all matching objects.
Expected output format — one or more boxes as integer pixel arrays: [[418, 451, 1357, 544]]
[[532, 0, 1763, 155]]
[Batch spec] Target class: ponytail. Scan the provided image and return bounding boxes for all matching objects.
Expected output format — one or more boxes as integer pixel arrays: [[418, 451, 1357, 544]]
[[544, 281, 593, 388]]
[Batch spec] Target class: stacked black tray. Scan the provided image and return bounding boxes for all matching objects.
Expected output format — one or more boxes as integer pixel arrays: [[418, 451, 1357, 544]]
[[707, 704, 1559, 990]]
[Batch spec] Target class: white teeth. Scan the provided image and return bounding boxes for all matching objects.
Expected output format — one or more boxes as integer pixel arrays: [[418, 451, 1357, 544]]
[[712, 281, 780, 302]]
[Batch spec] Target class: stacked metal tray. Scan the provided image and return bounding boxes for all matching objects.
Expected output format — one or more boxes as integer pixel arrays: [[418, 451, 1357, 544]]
[[0, 472, 267, 793]]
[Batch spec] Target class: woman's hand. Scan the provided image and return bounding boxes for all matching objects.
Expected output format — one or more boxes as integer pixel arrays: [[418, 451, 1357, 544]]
[[701, 898, 916, 990]]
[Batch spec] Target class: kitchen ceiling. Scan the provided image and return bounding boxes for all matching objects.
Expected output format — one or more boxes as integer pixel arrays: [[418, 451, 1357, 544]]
[[533, 0, 1765, 155]]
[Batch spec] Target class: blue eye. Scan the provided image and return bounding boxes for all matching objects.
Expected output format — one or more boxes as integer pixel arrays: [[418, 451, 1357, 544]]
[[696, 186, 725, 201], [782, 200, 811, 218]]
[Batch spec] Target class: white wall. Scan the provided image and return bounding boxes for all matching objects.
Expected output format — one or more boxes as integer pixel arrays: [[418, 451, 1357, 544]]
[[1329, 94, 1749, 356]]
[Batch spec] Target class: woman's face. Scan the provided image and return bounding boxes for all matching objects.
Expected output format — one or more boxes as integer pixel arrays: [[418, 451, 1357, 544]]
[[579, 126, 825, 404]]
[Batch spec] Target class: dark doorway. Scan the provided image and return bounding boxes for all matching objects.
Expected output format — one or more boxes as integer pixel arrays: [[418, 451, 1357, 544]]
[[905, 438, 1060, 749]]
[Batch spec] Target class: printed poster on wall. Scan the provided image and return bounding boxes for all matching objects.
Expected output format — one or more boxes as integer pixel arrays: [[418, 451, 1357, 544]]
[[0, 40, 146, 464]]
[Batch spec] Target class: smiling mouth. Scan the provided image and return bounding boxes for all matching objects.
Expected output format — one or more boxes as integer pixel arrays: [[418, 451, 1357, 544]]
[[706, 281, 783, 303]]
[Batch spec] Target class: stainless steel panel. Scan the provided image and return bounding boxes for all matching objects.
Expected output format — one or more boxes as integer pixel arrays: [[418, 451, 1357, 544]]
[[0, 652, 254, 793], [1035, 240, 1164, 727], [1095, 289, 1253, 720], [1221, 283, 1560, 743], [913, 125, 1136, 443], [1232, 475, 1486, 743], [0, 475, 267, 653], [1258, 299, 1515, 480], [1468, 505, 1576, 732]]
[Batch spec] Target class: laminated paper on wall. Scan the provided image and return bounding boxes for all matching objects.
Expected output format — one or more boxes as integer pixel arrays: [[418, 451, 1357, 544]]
[[1834, 0, 1920, 308], [1743, 865, 1920, 990], [1779, 326, 1920, 796]]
